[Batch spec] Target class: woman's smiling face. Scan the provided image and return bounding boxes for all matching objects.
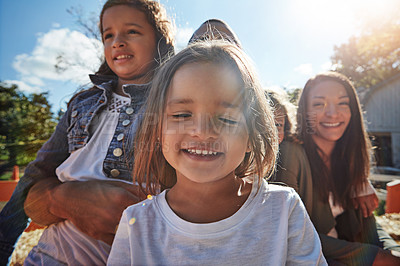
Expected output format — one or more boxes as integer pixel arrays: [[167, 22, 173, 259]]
[[307, 80, 351, 150]]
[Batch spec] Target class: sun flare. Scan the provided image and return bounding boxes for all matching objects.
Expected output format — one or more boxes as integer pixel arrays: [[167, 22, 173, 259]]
[[290, 0, 399, 37]]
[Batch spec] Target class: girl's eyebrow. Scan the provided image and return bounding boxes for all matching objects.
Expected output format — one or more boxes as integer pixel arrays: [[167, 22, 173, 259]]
[[103, 23, 144, 33], [219, 101, 240, 109], [167, 99, 239, 109], [167, 98, 193, 105]]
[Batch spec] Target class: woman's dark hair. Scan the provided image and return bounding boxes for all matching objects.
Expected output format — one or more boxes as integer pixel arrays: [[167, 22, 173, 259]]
[[297, 71, 371, 208]]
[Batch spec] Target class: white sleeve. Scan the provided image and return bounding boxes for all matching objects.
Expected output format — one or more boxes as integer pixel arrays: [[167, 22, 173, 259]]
[[286, 191, 327, 266], [352, 180, 376, 198], [107, 210, 132, 266]]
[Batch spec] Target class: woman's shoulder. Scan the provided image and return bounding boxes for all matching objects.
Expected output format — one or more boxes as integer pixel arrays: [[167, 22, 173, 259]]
[[280, 140, 304, 151], [279, 140, 308, 161]]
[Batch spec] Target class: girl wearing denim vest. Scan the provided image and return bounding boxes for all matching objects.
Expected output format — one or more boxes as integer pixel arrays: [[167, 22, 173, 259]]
[[0, 1, 174, 265]]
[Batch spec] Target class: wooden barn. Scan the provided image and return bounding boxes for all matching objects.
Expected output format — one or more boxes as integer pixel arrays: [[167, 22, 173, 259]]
[[361, 73, 400, 169]]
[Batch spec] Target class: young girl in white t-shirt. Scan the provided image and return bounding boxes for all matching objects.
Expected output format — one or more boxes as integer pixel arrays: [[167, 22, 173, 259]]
[[108, 41, 327, 265]]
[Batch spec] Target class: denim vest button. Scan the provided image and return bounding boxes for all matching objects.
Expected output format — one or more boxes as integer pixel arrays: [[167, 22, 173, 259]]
[[122, 120, 130, 126], [113, 148, 123, 157], [126, 107, 134, 115], [71, 110, 78, 117], [110, 169, 120, 177], [117, 133, 124, 141]]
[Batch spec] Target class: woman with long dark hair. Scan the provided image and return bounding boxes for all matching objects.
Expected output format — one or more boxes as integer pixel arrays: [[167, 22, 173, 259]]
[[275, 72, 400, 265]]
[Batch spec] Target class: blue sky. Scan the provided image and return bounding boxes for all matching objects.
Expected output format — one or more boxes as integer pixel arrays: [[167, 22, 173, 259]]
[[1, 0, 398, 113]]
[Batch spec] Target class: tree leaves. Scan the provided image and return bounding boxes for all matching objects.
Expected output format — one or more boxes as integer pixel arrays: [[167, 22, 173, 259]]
[[331, 21, 400, 89], [0, 82, 56, 168]]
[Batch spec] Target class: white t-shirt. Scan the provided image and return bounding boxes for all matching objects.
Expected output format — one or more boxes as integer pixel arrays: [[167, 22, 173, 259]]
[[108, 178, 327, 266], [26, 93, 131, 266], [56, 93, 131, 182]]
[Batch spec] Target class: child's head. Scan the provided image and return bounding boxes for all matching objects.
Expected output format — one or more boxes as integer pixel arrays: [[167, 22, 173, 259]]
[[188, 19, 242, 48], [96, 0, 175, 83], [265, 87, 296, 144], [134, 41, 278, 193]]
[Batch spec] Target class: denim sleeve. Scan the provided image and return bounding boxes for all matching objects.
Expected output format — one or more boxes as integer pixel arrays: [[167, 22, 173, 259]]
[[0, 110, 70, 265]]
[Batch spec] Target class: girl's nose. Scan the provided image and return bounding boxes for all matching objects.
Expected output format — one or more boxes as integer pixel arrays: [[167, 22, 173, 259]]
[[112, 35, 126, 48], [191, 114, 218, 139]]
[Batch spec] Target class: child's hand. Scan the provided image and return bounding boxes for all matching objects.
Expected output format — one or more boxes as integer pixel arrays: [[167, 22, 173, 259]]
[[51, 180, 146, 244]]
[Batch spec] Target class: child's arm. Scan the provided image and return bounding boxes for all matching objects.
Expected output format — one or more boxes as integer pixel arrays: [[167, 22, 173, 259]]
[[25, 178, 144, 244]]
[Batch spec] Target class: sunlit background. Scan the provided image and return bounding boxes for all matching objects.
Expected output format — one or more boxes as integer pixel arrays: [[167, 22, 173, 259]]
[[0, 0, 399, 112]]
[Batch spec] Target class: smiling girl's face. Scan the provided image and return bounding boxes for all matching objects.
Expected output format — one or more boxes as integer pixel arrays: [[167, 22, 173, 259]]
[[161, 62, 250, 184], [102, 5, 157, 85], [307, 80, 351, 150]]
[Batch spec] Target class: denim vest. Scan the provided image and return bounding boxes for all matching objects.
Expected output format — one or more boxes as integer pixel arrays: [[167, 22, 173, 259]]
[[0, 75, 150, 265]]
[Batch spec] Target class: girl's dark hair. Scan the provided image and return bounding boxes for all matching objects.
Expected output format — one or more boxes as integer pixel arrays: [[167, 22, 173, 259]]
[[68, 0, 175, 106], [98, 0, 175, 77], [133, 41, 278, 195], [297, 71, 371, 208]]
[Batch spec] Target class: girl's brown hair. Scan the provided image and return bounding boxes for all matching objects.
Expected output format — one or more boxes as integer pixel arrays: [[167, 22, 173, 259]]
[[297, 71, 371, 208], [68, 0, 174, 106], [133, 41, 278, 195], [97, 0, 175, 77]]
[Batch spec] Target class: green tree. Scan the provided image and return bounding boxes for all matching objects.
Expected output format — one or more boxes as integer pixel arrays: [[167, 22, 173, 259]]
[[286, 88, 302, 105], [0, 82, 56, 172], [331, 21, 400, 90]]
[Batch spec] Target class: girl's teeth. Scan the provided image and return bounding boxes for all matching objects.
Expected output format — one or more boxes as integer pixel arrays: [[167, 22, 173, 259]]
[[187, 149, 217, 156], [116, 55, 131, 59]]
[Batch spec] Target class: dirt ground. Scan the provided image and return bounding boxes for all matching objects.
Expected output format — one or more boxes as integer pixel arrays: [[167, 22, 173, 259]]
[[8, 213, 400, 265]]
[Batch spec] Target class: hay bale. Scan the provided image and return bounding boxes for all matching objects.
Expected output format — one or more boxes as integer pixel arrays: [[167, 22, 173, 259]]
[[9, 228, 44, 266]]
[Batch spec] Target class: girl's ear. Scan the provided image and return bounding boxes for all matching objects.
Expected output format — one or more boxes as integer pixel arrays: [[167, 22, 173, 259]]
[[246, 141, 251, 153]]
